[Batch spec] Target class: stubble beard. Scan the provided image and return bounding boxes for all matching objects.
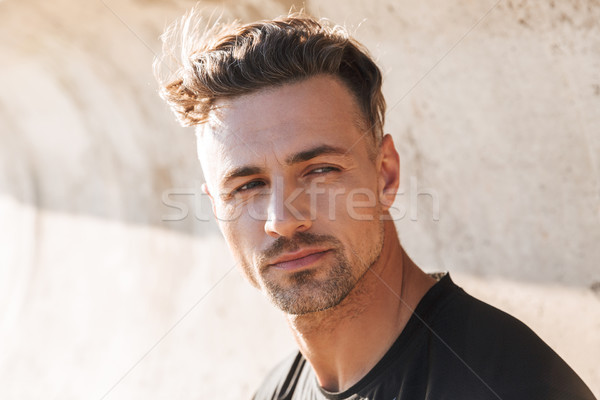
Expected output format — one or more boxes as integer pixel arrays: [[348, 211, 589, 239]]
[[264, 250, 356, 315], [258, 229, 384, 316]]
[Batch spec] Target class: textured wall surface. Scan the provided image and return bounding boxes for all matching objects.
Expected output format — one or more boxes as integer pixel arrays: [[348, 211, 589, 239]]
[[0, 0, 598, 398]]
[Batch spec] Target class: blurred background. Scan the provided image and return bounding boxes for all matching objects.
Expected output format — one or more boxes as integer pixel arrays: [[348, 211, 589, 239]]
[[1, 0, 599, 398]]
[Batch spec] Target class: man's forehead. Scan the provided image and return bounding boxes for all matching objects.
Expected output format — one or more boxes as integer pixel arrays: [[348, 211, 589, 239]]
[[205, 106, 352, 141], [198, 122, 351, 167], [199, 115, 351, 158]]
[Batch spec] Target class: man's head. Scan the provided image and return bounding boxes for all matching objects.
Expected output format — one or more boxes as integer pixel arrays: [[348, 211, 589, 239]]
[[157, 12, 400, 315]]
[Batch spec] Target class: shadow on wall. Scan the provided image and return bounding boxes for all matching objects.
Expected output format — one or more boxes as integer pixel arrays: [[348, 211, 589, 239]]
[[0, 0, 303, 237]]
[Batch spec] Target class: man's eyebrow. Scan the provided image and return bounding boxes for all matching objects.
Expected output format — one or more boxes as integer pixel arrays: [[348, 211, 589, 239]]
[[220, 145, 348, 185], [285, 144, 349, 165], [221, 166, 264, 185]]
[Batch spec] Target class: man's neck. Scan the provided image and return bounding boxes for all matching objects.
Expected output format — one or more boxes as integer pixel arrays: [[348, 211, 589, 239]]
[[285, 220, 436, 392]]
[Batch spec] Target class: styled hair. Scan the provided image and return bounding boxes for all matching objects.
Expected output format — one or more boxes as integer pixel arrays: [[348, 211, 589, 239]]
[[155, 11, 386, 145]]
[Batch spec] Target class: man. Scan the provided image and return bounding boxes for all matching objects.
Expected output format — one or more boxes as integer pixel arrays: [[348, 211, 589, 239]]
[[156, 11, 596, 400]]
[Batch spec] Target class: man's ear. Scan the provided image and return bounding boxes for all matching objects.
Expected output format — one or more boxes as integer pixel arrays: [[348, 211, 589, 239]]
[[201, 182, 218, 219], [377, 134, 400, 211]]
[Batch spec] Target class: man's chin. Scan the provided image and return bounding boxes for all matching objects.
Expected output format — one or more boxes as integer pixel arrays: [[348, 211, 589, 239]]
[[265, 280, 356, 316], [259, 254, 358, 315], [275, 298, 340, 316]]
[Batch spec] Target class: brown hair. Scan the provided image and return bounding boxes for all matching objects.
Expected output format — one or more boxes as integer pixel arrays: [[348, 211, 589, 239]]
[[155, 11, 386, 145]]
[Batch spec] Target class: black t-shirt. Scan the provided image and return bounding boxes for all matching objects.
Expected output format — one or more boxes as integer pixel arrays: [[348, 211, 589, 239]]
[[253, 273, 596, 400]]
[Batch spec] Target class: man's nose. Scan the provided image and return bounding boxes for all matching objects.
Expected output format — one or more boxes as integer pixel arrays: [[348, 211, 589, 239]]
[[264, 180, 312, 238]]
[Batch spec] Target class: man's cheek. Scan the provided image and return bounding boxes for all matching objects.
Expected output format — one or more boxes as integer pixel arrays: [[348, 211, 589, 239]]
[[218, 221, 261, 288], [312, 187, 346, 221], [346, 188, 378, 221], [213, 200, 244, 223]]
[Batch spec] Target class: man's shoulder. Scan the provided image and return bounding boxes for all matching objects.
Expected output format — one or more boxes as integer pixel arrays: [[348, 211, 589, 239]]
[[430, 276, 561, 366], [252, 351, 308, 400], [427, 273, 552, 343], [423, 274, 596, 399]]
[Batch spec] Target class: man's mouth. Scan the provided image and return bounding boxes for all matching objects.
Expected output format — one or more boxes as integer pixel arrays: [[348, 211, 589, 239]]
[[268, 248, 331, 271]]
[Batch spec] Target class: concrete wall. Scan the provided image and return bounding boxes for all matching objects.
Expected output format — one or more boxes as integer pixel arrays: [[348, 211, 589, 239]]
[[0, 0, 598, 398]]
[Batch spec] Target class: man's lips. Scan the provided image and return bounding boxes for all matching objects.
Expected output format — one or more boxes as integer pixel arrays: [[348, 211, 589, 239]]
[[268, 248, 331, 271]]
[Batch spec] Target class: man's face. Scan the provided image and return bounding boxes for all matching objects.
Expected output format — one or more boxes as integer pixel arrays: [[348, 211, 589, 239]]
[[200, 75, 397, 315]]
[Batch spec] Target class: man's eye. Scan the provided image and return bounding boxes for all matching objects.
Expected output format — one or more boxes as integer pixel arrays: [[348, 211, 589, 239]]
[[236, 180, 265, 192], [310, 166, 339, 174]]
